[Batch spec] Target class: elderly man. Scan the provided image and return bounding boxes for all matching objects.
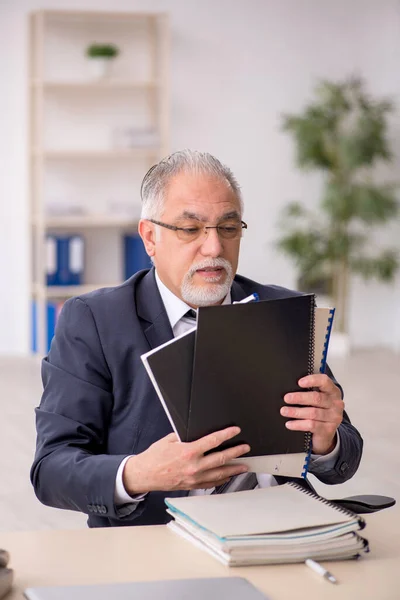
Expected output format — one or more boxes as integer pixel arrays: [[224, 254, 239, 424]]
[[31, 150, 363, 527]]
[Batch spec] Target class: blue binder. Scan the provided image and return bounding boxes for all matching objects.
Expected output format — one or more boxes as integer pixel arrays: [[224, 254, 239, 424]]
[[46, 235, 84, 286], [123, 234, 152, 280], [31, 301, 60, 353]]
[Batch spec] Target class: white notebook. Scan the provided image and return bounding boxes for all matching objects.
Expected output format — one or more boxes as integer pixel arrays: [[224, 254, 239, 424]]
[[165, 482, 368, 566], [166, 482, 363, 538]]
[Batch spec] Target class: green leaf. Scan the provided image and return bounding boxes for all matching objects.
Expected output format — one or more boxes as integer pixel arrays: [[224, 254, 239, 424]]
[[350, 250, 399, 281], [352, 184, 399, 224], [282, 77, 394, 173], [278, 76, 398, 290], [281, 201, 308, 219], [86, 43, 120, 58]]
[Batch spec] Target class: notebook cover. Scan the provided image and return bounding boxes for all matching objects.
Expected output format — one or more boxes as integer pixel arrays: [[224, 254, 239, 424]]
[[187, 295, 315, 456], [142, 328, 196, 441], [165, 482, 362, 538]]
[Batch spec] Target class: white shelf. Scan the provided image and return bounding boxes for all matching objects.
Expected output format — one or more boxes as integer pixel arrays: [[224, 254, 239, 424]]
[[33, 215, 140, 228], [31, 80, 158, 90], [43, 10, 162, 21], [30, 8, 169, 353], [33, 283, 122, 298], [33, 149, 159, 159]]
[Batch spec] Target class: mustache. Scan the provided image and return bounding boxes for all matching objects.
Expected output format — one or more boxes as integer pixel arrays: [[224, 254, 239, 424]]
[[187, 258, 232, 278]]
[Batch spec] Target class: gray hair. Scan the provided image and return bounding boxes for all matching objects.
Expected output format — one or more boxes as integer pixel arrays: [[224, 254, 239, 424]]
[[140, 149, 243, 220]]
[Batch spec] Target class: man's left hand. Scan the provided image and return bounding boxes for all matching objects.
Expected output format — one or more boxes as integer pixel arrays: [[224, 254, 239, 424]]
[[281, 374, 344, 455]]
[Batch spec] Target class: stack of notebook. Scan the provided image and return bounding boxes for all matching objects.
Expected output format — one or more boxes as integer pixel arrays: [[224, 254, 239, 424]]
[[141, 294, 335, 479], [165, 482, 369, 567]]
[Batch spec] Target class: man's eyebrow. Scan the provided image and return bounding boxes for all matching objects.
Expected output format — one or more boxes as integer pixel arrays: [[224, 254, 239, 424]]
[[220, 211, 241, 221], [177, 210, 241, 222], [179, 211, 206, 222]]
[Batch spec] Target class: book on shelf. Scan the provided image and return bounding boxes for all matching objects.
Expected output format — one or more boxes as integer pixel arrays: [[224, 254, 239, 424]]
[[141, 294, 335, 478], [165, 482, 369, 567], [46, 234, 84, 286], [31, 301, 65, 353], [123, 234, 153, 280]]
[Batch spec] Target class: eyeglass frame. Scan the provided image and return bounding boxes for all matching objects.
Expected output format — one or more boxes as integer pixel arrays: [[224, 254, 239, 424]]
[[147, 218, 248, 241]]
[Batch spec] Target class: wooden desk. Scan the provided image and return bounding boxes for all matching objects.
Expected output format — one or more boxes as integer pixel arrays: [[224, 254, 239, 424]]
[[2, 507, 400, 600]]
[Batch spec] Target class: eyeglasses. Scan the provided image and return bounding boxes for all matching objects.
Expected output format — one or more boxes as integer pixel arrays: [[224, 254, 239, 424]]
[[148, 219, 248, 242]]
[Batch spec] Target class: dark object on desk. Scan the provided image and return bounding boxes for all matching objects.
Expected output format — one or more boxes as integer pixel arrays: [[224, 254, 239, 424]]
[[24, 577, 270, 600], [0, 567, 13, 600], [0, 551, 9, 569], [332, 494, 396, 514]]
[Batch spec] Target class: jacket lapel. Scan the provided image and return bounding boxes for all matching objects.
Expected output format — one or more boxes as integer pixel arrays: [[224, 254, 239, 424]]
[[230, 279, 248, 303], [136, 268, 174, 350]]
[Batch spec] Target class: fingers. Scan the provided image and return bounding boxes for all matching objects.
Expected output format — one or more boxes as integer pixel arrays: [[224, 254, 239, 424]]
[[284, 390, 328, 408], [281, 405, 340, 423], [201, 442, 251, 471], [198, 463, 249, 485], [298, 374, 339, 394], [285, 417, 339, 435], [164, 432, 179, 442], [192, 426, 242, 455]]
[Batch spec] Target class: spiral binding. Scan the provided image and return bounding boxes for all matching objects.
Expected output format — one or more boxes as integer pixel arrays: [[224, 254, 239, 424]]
[[287, 481, 366, 530], [308, 294, 316, 377], [302, 294, 316, 466], [319, 308, 335, 374]]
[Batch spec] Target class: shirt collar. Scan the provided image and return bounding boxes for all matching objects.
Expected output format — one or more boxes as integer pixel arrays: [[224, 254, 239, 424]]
[[155, 270, 231, 330]]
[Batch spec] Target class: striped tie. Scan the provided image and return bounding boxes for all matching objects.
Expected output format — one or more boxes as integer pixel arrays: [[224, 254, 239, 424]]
[[185, 309, 197, 320], [213, 472, 258, 494]]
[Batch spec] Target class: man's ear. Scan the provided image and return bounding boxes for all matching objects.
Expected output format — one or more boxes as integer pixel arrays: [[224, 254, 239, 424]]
[[138, 219, 156, 258]]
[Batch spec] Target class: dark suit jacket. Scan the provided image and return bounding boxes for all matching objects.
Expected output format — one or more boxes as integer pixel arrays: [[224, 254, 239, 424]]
[[31, 268, 363, 527]]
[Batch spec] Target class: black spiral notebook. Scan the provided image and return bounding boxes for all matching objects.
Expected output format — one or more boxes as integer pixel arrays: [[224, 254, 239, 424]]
[[142, 294, 317, 477]]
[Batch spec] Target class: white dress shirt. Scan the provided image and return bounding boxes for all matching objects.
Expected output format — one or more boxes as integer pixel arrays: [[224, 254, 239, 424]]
[[114, 272, 340, 507]]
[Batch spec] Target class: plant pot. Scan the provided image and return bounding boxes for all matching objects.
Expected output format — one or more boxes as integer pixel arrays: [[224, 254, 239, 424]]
[[86, 57, 112, 79]]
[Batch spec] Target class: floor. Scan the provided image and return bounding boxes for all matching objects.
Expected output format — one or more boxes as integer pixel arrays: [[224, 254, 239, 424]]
[[0, 350, 399, 532]]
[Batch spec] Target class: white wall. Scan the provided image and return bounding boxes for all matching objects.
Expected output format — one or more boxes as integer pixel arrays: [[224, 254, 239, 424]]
[[1, 0, 400, 354]]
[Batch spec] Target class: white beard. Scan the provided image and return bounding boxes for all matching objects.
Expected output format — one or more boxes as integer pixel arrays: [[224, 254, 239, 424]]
[[180, 257, 234, 307]]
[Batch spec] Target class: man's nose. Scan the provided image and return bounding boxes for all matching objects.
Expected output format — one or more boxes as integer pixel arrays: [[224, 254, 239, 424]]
[[199, 227, 223, 257]]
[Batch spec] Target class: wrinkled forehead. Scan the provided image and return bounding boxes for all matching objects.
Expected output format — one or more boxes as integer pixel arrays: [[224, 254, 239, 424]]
[[162, 172, 241, 219]]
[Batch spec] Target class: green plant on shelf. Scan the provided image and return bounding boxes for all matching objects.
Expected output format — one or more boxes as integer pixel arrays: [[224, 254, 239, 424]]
[[85, 43, 120, 59], [276, 76, 399, 333]]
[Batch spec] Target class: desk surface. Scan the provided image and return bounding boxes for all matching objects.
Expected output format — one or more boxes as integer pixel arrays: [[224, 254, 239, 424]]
[[2, 507, 400, 600]]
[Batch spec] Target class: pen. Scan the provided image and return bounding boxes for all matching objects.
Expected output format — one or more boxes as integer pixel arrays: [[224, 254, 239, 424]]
[[233, 293, 259, 304], [305, 558, 338, 584]]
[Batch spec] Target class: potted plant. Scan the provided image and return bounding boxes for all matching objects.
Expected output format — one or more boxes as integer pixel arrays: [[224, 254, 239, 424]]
[[85, 43, 120, 79], [277, 77, 398, 351]]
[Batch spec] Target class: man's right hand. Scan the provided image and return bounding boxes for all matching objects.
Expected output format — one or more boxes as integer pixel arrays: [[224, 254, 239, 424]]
[[122, 426, 250, 495]]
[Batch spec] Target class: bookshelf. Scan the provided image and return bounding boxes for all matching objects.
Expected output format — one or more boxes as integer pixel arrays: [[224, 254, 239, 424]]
[[29, 9, 169, 354]]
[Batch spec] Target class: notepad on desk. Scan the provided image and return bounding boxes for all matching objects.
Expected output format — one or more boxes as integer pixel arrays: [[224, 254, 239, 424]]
[[165, 482, 369, 567], [141, 295, 335, 478]]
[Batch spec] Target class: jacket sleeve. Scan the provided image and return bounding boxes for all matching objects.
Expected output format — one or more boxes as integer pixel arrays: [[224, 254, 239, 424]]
[[309, 363, 363, 485], [30, 297, 141, 521]]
